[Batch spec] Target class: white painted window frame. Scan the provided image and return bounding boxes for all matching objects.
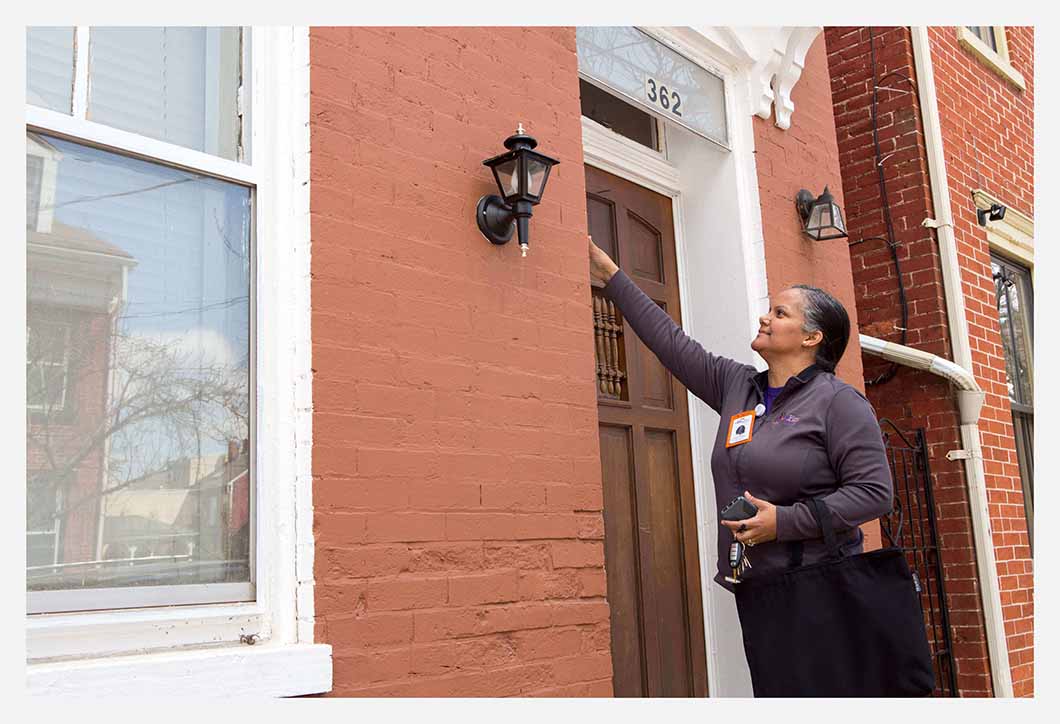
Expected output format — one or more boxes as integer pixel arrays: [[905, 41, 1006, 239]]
[[26, 26, 330, 698], [957, 26, 1026, 90]]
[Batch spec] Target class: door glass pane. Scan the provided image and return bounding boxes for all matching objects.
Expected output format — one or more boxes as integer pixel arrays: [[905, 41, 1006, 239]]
[[88, 27, 242, 160], [26, 131, 252, 595], [26, 27, 75, 113]]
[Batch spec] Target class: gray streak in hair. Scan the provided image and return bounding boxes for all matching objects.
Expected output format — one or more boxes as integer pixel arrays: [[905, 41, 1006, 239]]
[[790, 284, 851, 373]]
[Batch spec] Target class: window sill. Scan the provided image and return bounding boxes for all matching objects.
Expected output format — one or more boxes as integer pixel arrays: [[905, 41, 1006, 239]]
[[26, 642, 332, 698], [956, 27, 1026, 91]]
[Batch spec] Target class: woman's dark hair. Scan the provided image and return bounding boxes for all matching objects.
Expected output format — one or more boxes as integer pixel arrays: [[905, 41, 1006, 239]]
[[790, 284, 850, 373]]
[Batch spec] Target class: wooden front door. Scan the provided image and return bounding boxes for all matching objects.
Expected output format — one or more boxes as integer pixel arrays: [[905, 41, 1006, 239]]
[[587, 166, 707, 697]]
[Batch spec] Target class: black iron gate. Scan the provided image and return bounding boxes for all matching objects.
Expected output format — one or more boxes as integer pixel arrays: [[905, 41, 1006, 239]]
[[878, 420, 959, 697]]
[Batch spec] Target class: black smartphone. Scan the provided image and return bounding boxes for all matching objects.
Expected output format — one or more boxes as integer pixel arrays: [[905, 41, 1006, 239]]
[[720, 495, 758, 521]]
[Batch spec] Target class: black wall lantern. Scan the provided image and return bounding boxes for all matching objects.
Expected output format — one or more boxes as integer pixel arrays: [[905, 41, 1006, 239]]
[[477, 124, 560, 257], [977, 202, 1006, 226], [795, 186, 848, 241]]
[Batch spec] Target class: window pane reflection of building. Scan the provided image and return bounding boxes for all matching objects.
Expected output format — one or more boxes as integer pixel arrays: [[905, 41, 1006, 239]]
[[991, 253, 1034, 549], [26, 131, 252, 593]]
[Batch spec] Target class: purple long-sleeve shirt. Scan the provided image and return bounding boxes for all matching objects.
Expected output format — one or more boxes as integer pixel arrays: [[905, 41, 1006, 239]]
[[602, 270, 893, 592]]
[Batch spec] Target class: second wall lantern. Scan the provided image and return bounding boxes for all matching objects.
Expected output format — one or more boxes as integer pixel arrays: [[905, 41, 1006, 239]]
[[795, 186, 848, 241], [477, 124, 560, 257]]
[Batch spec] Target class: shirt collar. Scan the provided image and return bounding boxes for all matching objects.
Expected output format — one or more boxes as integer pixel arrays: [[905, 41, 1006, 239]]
[[752, 363, 825, 395]]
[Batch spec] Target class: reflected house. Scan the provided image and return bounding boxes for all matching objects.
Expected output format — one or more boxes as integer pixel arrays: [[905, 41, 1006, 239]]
[[26, 132, 137, 571], [101, 439, 250, 574]]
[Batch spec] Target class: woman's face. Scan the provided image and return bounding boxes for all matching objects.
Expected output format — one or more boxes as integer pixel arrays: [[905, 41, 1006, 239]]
[[750, 287, 819, 361]]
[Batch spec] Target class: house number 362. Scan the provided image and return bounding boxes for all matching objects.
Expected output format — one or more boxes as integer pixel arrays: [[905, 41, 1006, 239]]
[[645, 77, 683, 117]]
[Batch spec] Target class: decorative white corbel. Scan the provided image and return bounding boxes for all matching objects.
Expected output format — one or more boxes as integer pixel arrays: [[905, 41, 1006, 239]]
[[721, 27, 786, 121], [720, 27, 823, 129], [772, 27, 821, 130]]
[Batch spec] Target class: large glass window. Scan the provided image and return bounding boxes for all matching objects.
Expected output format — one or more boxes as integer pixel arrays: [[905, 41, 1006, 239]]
[[991, 253, 1034, 548], [26, 27, 253, 614]]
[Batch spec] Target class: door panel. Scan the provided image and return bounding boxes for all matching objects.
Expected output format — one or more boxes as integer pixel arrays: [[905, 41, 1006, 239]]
[[626, 211, 664, 283], [643, 428, 693, 696], [588, 165, 707, 697], [597, 423, 645, 696], [638, 301, 674, 411]]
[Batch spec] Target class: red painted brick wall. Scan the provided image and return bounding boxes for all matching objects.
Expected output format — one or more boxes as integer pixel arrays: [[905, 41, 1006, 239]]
[[309, 27, 611, 697], [753, 33, 880, 550], [824, 25, 1033, 696]]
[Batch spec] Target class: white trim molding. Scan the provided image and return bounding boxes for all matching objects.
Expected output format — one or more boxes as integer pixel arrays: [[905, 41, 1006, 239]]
[[957, 26, 1026, 91], [580, 116, 681, 195], [25, 106, 259, 187], [27, 643, 331, 699], [26, 26, 330, 697]]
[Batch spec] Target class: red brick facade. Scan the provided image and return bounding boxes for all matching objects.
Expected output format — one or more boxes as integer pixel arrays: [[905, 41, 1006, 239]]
[[309, 27, 612, 697], [824, 26, 1033, 697]]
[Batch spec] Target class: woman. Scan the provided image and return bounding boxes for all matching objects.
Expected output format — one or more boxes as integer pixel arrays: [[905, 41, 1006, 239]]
[[588, 236, 895, 688]]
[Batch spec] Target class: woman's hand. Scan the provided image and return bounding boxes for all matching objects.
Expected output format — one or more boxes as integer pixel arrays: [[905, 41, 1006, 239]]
[[589, 235, 619, 285], [720, 491, 778, 547]]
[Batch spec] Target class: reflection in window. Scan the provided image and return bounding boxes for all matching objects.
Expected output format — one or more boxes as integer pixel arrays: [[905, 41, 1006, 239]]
[[27, 322, 71, 411], [967, 26, 999, 52], [26, 27, 75, 114], [88, 27, 243, 160], [991, 253, 1033, 549], [25, 131, 252, 595]]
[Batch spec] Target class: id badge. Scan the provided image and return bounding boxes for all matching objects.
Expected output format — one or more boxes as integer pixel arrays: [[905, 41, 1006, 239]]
[[725, 410, 756, 448]]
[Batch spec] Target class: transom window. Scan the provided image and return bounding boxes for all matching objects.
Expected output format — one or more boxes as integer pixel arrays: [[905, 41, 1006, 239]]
[[26, 26, 254, 614], [580, 78, 660, 151]]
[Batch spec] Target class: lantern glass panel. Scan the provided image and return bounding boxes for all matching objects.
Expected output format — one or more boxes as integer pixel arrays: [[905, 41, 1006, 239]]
[[526, 156, 551, 199], [492, 157, 520, 200], [830, 203, 846, 234], [807, 203, 827, 233]]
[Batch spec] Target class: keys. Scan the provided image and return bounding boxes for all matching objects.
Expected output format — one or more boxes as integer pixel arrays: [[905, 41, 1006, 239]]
[[724, 540, 752, 584]]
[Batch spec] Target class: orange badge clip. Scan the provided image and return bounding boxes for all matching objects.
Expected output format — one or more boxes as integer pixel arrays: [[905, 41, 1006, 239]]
[[725, 410, 756, 448]]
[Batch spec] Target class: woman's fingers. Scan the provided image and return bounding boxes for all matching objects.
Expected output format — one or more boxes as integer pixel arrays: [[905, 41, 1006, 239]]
[[588, 234, 619, 283], [722, 517, 760, 534]]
